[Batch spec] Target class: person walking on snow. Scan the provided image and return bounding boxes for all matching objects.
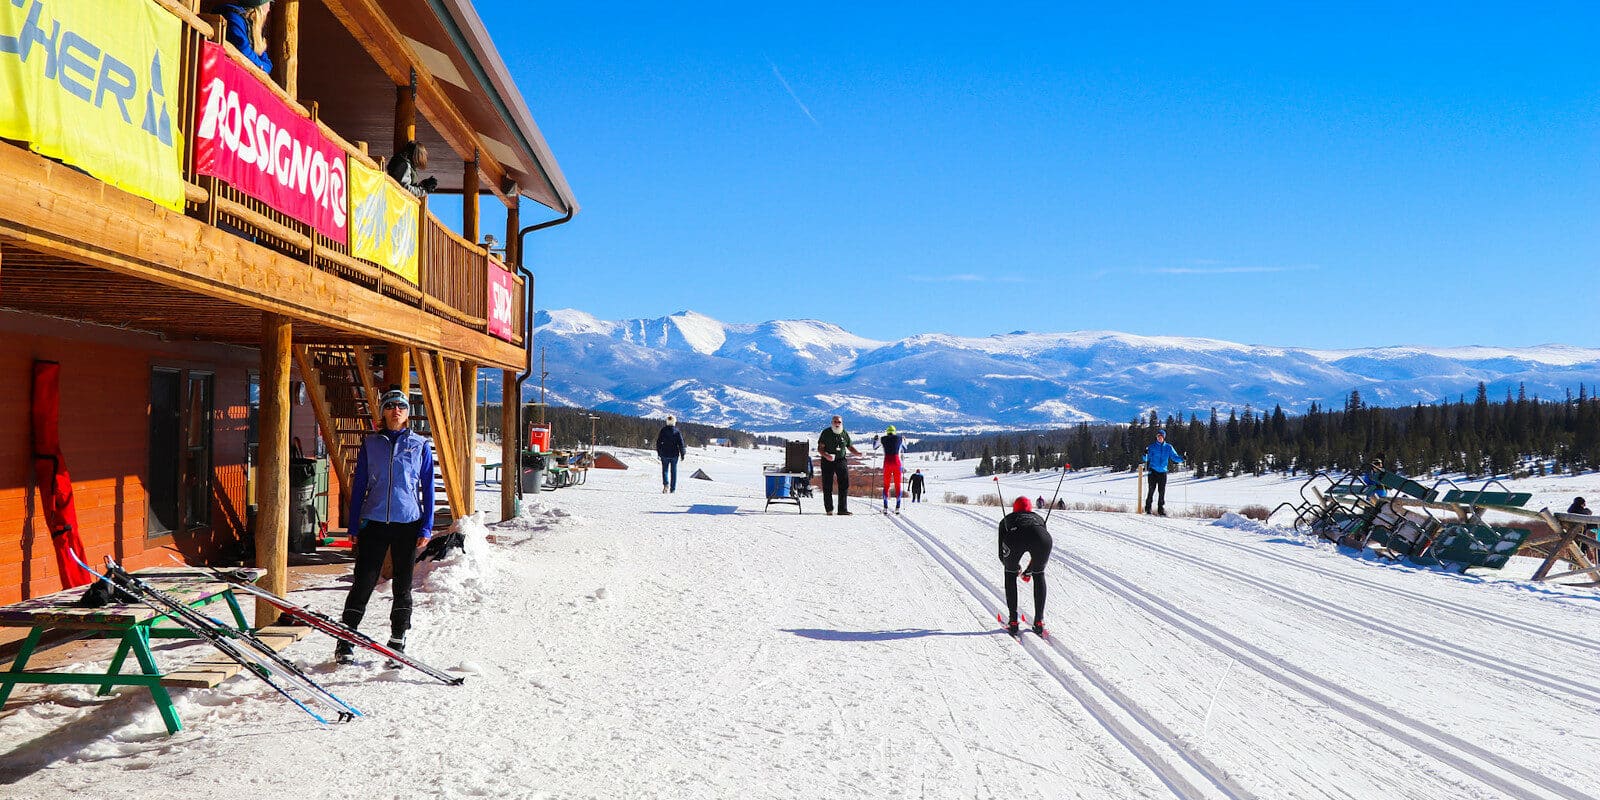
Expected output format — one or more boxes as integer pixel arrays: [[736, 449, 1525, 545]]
[[879, 426, 906, 513], [656, 415, 686, 493], [337, 389, 434, 665], [908, 469, 926, 503], [1142, 428, 1183, 516], [817, 415, 862, 515], [999, 497, 1052, 635]]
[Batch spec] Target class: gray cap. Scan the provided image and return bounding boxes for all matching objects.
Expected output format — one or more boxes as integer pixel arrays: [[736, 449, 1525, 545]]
[[380, 389, 408, 408]]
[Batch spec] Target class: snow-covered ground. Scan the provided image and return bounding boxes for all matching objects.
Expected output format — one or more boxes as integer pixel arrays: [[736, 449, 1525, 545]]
[[3, 445, 1598, 799]]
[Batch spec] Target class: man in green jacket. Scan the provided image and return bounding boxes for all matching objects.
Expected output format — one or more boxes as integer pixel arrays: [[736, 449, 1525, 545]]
[[817, 415, 863, 515]]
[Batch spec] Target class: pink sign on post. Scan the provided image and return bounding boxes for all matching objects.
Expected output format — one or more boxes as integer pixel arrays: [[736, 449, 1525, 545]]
[[487, 264, 517, 341], [192, 42, 348, 245]]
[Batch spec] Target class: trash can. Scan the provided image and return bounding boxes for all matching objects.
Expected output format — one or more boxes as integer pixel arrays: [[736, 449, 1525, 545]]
[[288, 439, 319, 553], [520, 449, 547, 494]]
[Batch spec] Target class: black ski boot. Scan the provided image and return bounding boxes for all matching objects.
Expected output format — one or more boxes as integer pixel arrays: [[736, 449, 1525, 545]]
[[334, 640, 355, 665], [384, 637, 406, 669], [1031, 620, 1047, 637]]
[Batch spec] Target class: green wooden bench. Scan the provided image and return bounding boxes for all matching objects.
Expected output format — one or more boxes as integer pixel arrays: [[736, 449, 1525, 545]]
[[1377, 472, 1438, 501], [0, 567, 273, 735], [1408, 524, 1531, 571], [1439, 490, 1533, 508]]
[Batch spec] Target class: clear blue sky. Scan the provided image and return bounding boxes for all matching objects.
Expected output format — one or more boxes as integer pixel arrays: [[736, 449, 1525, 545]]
[[459, 1, 1600, 349]]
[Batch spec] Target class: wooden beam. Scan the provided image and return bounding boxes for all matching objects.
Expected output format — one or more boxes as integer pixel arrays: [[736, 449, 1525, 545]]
[[352, 345, 382, 430], [271, 0, 301, 99], [292, 345, 351, 494], [501, 369, 517, 521], [317, 0, 514, 205], [460, 361, 478, 516], [0, 144, 525, 369], [412, 348, 465, 525], [256, 314, 293, 626]]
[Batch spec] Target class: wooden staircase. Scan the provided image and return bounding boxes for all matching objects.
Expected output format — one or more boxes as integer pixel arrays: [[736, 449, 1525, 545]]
[[293, 344, 384, 522]]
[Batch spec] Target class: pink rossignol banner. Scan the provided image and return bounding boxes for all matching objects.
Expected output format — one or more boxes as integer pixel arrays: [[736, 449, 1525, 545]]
[[192, 41, 348, 244], [487, 263, 517, 341]]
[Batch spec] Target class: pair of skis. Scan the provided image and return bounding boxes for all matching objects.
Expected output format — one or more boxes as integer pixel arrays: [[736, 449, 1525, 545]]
[[70, 552, 360, 725], [194, 566, 464, 686]]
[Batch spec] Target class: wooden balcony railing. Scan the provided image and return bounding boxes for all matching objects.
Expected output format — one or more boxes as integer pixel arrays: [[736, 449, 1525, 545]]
[[157, 2, 519, 347], [422, 211, 488, 329]]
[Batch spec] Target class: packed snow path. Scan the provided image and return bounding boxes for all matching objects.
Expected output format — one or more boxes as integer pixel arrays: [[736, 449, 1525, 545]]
[[3, 447, 1597, 800]]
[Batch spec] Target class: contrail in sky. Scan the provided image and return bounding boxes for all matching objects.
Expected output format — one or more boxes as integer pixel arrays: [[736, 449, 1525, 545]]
[[766, 58, 819, 127]]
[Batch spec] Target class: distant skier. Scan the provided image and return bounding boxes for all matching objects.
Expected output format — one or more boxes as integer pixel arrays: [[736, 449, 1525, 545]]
[[817, 415, 863, 515], [656, 415, 686, 493], [999, 497, 1052, 636], [880, 426, 905, 513], [1142, 428, 1183, 516], [908, 469, 926, 503]]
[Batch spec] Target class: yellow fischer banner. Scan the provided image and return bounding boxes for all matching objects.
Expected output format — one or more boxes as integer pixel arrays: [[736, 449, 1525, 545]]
[[0, 0, 184, 211], [349, 158, 421, 284]]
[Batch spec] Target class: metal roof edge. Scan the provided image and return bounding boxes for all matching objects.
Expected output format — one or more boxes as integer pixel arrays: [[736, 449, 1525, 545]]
[[429, 0, 579, 215]]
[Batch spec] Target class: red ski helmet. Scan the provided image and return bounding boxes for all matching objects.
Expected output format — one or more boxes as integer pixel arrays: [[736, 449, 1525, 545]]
[[1012, 497, 1033, 513]]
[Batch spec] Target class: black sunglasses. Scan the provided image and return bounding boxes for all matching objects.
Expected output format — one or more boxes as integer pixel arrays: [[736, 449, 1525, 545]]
[[382, 401, 408, 410]]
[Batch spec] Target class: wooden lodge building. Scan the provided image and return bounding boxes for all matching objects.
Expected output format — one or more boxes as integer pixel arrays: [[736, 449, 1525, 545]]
[[0, 0, 577, 615]]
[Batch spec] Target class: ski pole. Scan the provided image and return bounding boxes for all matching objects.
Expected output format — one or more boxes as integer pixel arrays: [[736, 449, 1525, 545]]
[[1043, 462, 1071, 525], [993, 475, 1005, 514]]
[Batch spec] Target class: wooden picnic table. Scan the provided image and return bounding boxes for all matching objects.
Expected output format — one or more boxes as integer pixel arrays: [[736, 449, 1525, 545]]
[[0, 566, 269, 734]]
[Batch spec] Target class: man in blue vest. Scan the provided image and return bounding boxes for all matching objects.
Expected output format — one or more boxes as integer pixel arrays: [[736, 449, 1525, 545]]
[[1143, 428, 1183, 517]]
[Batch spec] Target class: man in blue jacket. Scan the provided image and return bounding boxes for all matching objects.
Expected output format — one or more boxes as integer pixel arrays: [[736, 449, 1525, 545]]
[[336, 389, 434, 665], [1143, 428, 1183, 516], [656, 415, 686, 493]]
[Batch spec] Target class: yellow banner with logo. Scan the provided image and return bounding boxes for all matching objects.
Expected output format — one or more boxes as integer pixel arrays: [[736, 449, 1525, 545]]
[[349, 157, 421, 284], [0, 0, 184, 211]]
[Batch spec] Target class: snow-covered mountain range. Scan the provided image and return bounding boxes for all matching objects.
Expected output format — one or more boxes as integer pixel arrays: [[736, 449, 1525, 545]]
[[528, 309, 1600, 433]]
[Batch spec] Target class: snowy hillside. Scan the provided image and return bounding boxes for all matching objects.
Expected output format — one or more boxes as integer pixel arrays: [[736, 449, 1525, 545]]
[[5, 450, 1597, 799], [528, 310, 1600, 432]]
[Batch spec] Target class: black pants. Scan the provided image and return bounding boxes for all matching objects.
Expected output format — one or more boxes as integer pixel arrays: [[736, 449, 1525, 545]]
[[342, 519, 422, 641], [1145, 470, 1169, 514], [1000, 529, 1053, 624], [820, 458, 850, 513], [911, 486, 923, 502]]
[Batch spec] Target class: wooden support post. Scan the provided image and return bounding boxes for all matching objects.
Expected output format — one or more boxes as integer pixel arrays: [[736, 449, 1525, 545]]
[[1136, 464, 1145, 514], [292, 345, 351, 494], [271, 0, 300, 99], [394, 74, 416, 154], [501, 369, 518, 521], [504, 196, 520, 268], [384, 343, 410, 393], [256, 314, 293, 626], [461, 362, 478, 517], [464, 151, 480, 245]]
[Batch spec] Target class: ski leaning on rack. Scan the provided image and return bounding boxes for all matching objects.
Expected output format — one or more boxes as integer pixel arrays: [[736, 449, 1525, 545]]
[[70, 552, 359, 724], [197, 567, 465, 686]]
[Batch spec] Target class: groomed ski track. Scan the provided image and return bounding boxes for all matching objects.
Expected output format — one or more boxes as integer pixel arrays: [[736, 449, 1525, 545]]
[[922, 504, 1600, 800]]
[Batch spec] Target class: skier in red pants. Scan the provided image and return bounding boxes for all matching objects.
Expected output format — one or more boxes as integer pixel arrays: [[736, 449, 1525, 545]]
[[879, 425, 905, 513]]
